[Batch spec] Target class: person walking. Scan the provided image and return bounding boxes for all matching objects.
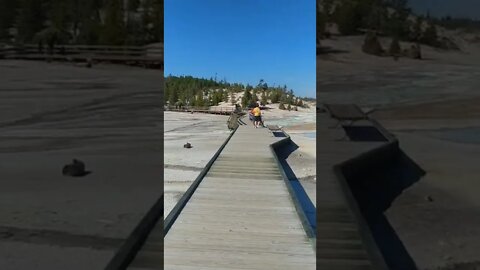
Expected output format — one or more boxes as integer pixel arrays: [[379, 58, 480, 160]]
[[252, 104, 262, 128], [248, 107, 255, 123]]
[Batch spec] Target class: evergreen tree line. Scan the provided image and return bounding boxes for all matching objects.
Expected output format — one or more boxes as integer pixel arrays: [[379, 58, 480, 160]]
[[433, 16, 480, 32], [318, 0, 443, 47], [0, 0, 163, 45], [165, 75, 306, 109]]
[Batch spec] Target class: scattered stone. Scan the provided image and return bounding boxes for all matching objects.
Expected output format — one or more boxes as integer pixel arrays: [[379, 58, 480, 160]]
[[62, 159, 91, 177], [425, 195, 434, 202], [184, 142, 192, 149]]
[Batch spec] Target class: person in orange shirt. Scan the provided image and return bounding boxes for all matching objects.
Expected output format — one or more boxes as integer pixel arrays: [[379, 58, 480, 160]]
[[249, 107, 255, 122], [252, 104, 262, 128]]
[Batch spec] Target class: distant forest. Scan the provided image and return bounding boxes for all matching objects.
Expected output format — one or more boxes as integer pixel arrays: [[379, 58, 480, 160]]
[[318, 0, 480, 48], [0, 0, 163, 45], [434, 16, 480, 32], [165, 75, 309, 110]]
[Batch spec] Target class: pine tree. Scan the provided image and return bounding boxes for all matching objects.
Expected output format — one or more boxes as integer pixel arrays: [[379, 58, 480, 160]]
[[150, 0, 163, 43], [287, 90, 294, 105], [77, 0, 103, 44], [125, 0, 143, 45], [141, 0, 162, 43], [0, 0, 18, 40], [168, 88, 178, 106], [45, 0, 73, 44], [101, 0, 126, 45], [335, 1, 360, 35], [230, 90, 236, 105], [196, 94, 205, 107], [16, 0, 47, 43], [421, 22, 438, 46], [412, 16, 423, 41], [241, 88, 252, 108], [297, 99, 304, 107], [317, 5, 327, 38], [389, 37, 401, 56], [261, 91, 267, 105]]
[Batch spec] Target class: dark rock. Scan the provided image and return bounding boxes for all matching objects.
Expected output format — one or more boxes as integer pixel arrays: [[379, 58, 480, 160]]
[[62, 159, 91, 177], [425, 195, 434, 202], [184, 143, 192, 148]]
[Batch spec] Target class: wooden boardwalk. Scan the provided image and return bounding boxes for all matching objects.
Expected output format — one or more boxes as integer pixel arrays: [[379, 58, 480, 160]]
[[316, 113, 389, 270], [106, 112, 393, 270], [129, 124, 316, 270]]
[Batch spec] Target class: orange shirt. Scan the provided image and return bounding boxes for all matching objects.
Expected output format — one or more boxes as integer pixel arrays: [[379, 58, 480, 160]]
[[252, 107, 261, 116]]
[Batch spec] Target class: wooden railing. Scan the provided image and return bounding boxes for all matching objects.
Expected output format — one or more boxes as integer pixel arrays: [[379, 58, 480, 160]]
[[164, 106, 239, 115], [0, 43, 163, 68]]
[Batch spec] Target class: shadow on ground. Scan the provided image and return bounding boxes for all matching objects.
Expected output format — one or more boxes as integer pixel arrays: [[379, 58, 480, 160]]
[[275, 140, 316, 234], [344, 149, 426, 270]]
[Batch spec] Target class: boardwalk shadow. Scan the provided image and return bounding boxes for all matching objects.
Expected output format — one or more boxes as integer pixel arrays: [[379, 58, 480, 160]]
[[275, 140, 316, 234], [237, 118, 247, 125], [344, 149, 425, 270]]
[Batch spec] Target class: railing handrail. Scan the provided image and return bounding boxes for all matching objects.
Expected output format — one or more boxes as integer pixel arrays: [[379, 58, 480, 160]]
[[0, 43, 163, 61], [269, 132, 317, 251], [331, 117, 398, 270], [163, 124, 239, 235], [11, 44, 155, 50], [104, 194, 164, 270]]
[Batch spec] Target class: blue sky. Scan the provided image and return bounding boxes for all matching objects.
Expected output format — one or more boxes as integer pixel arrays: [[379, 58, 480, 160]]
[[165, 0, 316, 98]]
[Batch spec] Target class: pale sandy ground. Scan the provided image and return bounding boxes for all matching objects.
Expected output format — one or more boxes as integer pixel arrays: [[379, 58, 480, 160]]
[[164, 104, 317, 216], [0, 60, 162, 269], [164, 112, 230, 217], [319, 36, 480, 269], [249, 102, 317, 204]]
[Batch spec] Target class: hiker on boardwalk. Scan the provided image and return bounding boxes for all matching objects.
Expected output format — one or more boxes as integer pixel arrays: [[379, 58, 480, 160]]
[[252, 103, 262, 128], [248, 107, 255, 122]]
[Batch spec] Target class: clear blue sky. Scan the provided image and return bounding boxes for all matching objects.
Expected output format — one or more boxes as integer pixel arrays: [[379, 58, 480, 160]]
[[165, 0, 316, 98]]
